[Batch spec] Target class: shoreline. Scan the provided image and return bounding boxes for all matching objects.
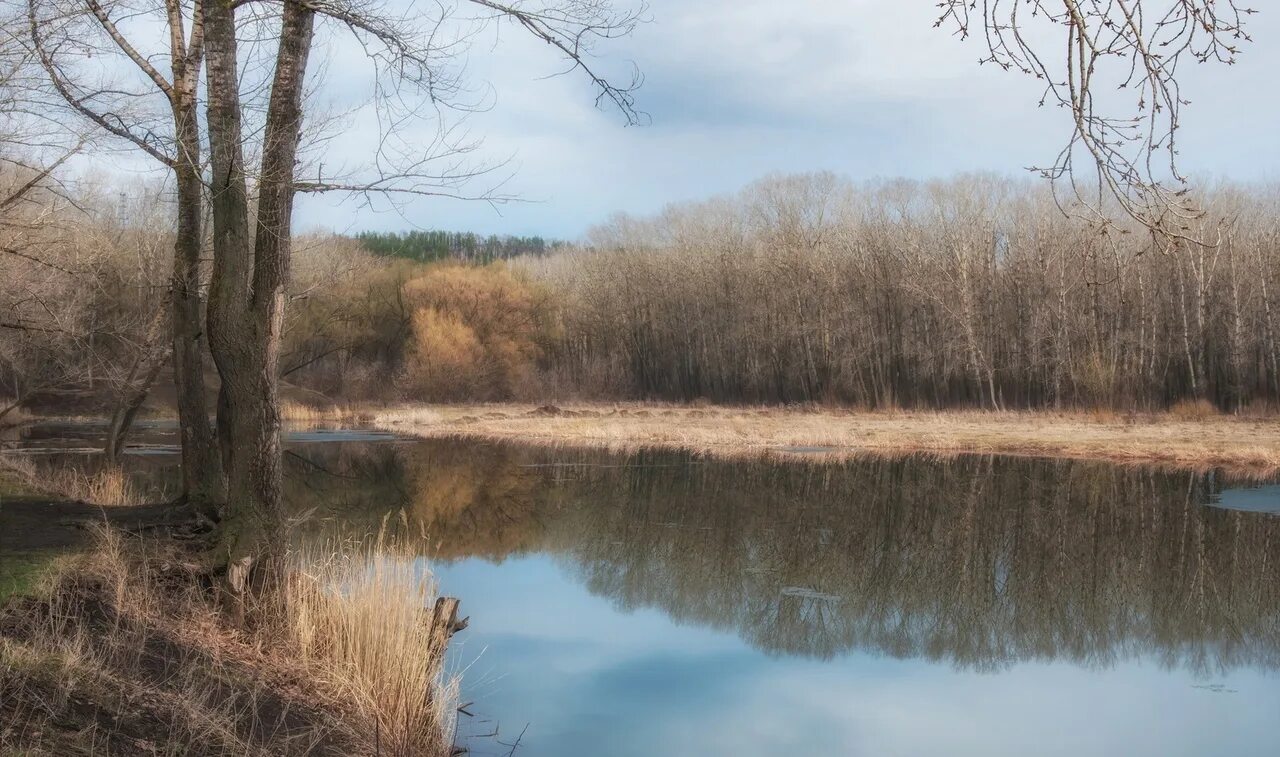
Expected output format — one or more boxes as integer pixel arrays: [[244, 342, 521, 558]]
[[359, 403, 1280, 476], [9, 401, 1280, 474], [0, 513, 460, 756]]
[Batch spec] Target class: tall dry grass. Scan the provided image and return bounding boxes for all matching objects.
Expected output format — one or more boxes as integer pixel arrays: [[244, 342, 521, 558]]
[[279, 400, 376, 426], [2, 523, 460, 755], [1, 527, 349, 755], [59, 466, 143, 506], [366, 401, 1280, 475], [280, 524, 458, 755], [1166, 398, 1220, 421], [0, 456, 150, 506]]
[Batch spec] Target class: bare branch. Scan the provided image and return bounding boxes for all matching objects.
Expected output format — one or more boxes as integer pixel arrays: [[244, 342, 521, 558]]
[[82, 0, 176, 100], [938, 0, 1254, 236], [26, 0, 177, 166], [0, 138, 82, 211], [466, 0, 646, 125]]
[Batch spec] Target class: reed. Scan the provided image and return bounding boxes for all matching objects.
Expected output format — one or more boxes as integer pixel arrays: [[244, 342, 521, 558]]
[[0, 457, 151, 506], [279, 400, 377, 426], [280, 524, 459, 755], [1, 524, 459, 755]]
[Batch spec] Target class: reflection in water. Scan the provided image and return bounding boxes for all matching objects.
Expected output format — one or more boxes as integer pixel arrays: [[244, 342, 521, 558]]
[[287, 439, 1280, 674], [10, 425, 1280, 755]]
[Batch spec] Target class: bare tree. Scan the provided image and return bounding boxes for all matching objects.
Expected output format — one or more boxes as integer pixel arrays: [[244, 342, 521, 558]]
[[24, 0, 226, 506], [196, 0, 644, 588], [0, 31, 88, 420], [529, 173, 1280, 411], [938, 0, 1254, 234]]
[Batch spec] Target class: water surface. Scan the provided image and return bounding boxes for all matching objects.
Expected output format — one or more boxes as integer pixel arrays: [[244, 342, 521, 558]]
[[5, 425, 1280, 755]]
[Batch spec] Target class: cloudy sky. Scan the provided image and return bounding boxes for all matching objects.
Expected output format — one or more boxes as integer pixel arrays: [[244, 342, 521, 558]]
[[294, 0, 1280, 240]]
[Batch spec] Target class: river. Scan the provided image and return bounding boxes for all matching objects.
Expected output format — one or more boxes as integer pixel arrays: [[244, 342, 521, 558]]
[[3, 422, 1280, 756]]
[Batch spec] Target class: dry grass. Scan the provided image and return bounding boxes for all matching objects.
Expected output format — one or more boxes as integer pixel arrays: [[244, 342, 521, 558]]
[[58, 466, 145, 507], [1166, 397, 1220, 421], [279, 400, 375, 426], [2, 528, 341, 755], [0, 402, 33, 428], [281, 524, 458, 755], [366, 402, 1280, 475], [0, 456, 152, 506], [1, 524, 458, 756]]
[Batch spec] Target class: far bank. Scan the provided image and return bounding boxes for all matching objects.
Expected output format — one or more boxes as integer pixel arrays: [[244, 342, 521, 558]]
[[340, 402, 1280, 476]]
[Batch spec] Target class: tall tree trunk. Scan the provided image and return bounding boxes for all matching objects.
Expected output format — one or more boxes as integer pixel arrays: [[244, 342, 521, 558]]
[[202, 0, 314, 581], [172, 94, 226, 508], [1226, 239, 1246, 411], [1175, 254, 1201, 398], [1261, 273, 1279, 397]]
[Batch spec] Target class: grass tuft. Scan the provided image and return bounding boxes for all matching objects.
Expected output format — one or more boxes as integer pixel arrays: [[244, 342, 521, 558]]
[[67, 466, 142, 507], [281, 524, 458, 755], [280, 401, 376, 427], [0, 456, 152, 506], [1166, 398, 1219, 421]]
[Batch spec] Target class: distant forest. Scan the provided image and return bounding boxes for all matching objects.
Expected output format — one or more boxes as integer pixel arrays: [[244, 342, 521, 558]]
[[8, 172, 1280, 419], [356, 230, 565, 264]]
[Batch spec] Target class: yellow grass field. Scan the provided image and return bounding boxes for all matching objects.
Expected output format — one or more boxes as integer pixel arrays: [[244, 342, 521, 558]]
[[349, 402, 1280, 475]]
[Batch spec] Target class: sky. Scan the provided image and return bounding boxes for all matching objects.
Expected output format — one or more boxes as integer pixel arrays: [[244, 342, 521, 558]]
[[282, 1, 1280, 240]]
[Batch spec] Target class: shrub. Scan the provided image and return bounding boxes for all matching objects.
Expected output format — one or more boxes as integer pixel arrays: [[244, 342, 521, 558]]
[[401, 307, 486, 400], [1167, 398, 1219, 421], [400, 263, 557, 400]]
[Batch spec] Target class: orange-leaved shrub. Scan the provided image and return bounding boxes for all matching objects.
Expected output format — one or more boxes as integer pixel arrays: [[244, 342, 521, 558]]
[[400, 263, 557, 400]]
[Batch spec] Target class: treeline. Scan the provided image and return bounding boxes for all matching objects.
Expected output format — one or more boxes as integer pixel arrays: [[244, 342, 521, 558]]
[[13, 171, 1280, 416], [283, 258, 555, 401], [526, 174, 1280, 410], [0, 167, 373, 422], [0, 172, 172, 421], [356, 230, 563, 264], [286, 173, 1280, 411]]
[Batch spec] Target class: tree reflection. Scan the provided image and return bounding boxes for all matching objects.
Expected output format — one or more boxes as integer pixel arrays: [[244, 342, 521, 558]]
[[288, 440, 1280, 673]]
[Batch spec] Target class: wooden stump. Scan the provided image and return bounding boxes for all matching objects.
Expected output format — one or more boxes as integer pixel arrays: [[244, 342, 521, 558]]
[[426, 596, 468, 679]]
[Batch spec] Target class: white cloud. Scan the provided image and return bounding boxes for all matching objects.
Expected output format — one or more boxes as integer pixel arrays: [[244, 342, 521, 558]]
[[283, 1, 1280, 238]]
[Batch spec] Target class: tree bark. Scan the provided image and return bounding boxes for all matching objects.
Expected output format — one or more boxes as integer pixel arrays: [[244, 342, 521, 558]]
[[202, 0, 314, 577], [172, 88, 226, 507]]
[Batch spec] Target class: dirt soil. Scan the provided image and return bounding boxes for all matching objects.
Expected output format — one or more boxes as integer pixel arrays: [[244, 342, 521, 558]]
[[1, 578, 358, 755], [1, 497, 105, 554], [0, 523, 369, 756]]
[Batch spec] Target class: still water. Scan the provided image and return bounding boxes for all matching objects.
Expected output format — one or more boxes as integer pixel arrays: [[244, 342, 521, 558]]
[[6, 423, 1280, 755]]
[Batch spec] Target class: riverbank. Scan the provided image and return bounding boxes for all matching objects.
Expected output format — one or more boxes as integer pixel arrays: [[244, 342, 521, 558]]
[[0, 490, 460, 755], [361, 402, 1280, 475]]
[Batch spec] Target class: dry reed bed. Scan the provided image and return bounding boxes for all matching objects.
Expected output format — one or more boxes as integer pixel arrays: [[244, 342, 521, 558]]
[[1, 525, 458, 756], [366, 403, 1280, 476], [0, 455, 153, 506]]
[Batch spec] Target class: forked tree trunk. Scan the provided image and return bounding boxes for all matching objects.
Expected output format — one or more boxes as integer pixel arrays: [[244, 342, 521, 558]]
[[105, 351, 169, 464], [105, 303, 172, 464], [202, 0, 315, 582]]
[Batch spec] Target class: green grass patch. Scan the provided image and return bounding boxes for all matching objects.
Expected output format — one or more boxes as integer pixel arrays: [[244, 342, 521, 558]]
[[0, 551, 60, 602]]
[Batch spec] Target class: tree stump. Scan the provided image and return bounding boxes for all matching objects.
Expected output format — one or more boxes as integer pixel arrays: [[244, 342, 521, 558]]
[[426, 596, 468, 679]]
